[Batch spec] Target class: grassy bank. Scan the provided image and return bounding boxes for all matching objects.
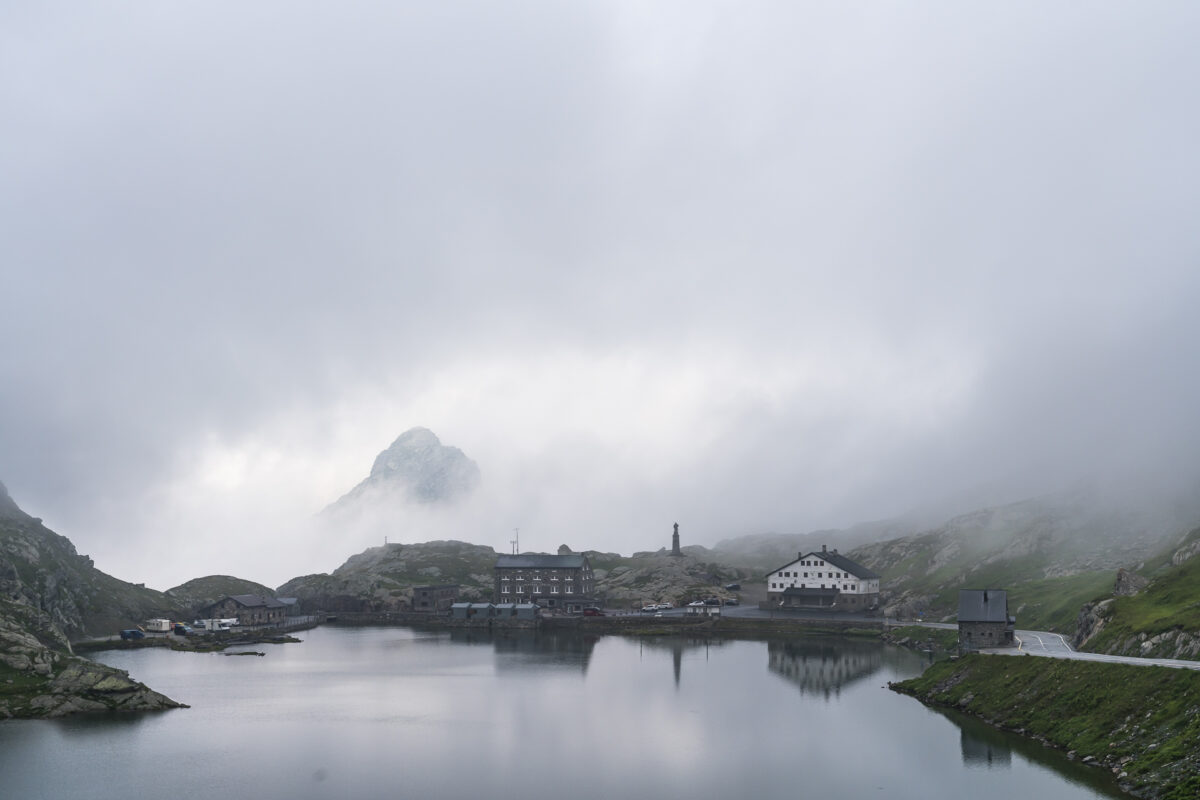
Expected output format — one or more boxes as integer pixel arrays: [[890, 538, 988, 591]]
[[891, 654, 1200, 799]]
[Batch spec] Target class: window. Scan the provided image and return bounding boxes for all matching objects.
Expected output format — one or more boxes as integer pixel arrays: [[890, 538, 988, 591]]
[[516, 585, 523, 593], [501, 586, 510, 594], [565, 586, 573, 594], [551, 586, 558, 594], [803, 572, 808, 578]]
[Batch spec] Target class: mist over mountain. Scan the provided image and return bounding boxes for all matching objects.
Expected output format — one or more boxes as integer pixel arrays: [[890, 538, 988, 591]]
[[322, 428, 481, 517]]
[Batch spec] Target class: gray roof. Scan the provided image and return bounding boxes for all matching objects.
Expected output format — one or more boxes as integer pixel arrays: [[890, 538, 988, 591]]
[[958, 589, 1009, 622], [227, 594, 287, 609], [495, 554, 588, 569], [765, 549, 880, 580]]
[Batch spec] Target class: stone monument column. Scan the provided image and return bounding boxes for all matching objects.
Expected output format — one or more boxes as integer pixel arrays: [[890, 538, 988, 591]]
[[671, 522, 681, 556]]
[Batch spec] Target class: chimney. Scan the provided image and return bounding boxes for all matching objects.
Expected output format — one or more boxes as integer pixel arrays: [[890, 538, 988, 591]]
[[984, 590, 989, 602], [822, 544, 827, 553]]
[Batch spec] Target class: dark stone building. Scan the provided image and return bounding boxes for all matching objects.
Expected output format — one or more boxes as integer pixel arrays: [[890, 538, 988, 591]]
[[411, 584, 459, 613], [200, 594, 288, 626], [957, 589, 1016, 651], [494, 553, 594, 612]]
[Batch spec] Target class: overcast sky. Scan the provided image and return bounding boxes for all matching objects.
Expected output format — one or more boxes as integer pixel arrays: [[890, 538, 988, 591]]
[[3, 2, 1199, 590]]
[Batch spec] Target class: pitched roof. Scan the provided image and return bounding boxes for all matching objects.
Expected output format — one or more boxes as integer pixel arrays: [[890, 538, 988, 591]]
[[765, 549, 880, 580], [958, 589, 1009, 622], [495, 554, 588, 569], [228, 594, 287, 609]]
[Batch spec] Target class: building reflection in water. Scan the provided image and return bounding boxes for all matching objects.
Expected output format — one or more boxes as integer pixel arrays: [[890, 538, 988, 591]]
[[959, 722, 1013, 769], [448, 629, 599, 674], [634, 637, 730, 688], [766, 637, 883, 699]]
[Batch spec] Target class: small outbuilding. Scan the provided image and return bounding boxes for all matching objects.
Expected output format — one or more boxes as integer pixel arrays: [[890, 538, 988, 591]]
[[957, 589, 1016, 652]]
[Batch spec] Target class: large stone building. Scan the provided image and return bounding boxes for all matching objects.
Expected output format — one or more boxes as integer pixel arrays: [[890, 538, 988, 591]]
[[200, 594, 288, 626], [765, 545, 880, 611], [957, 589, 1015, 651], [493, 553, 594, 612]]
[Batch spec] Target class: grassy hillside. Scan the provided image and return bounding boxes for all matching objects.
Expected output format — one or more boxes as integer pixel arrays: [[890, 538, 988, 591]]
[[1080, 546, 1200, 658], [893, 654, 1200, 799], [166, 576, 280, 614], [277, 540, 499, 612], [849, 491, 1187, 632]]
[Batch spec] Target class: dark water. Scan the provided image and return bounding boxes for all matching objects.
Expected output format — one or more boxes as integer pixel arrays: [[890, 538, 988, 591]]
[[0, 627, 1125, 800]]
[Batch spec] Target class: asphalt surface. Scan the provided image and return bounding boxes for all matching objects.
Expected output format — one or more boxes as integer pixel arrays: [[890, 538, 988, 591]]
[[896, 620, 1200, 671]]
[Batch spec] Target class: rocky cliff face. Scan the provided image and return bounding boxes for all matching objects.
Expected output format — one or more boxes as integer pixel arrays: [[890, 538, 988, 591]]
[[0, 482, 183, 639], [0, 482, 185, 718], [323, 428, 481, 516]]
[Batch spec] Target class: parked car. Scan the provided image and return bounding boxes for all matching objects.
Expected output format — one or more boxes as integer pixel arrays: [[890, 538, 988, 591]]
[[582, 607, 605, 617], [688, 600, 706, 607], [724, 598, 739, 606], [725, 583, 741, 591], [173, 623, 193, 636], [656, 602, 673, 610], [119, 629, 145, 640], [704, 598, 720, 606], [641, 605, 658, 613]]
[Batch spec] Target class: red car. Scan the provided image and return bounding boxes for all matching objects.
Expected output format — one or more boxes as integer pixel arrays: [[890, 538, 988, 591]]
[[582, 607, 605, 617]]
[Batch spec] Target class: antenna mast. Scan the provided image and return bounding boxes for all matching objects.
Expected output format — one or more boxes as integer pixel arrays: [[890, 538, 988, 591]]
[[510, 528, 520, 555]]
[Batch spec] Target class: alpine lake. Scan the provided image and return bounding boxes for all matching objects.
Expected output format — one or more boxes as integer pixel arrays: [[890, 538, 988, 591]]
[[0, 626, 1127, 800]]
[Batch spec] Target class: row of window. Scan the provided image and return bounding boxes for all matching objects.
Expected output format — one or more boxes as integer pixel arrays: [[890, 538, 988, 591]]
[[778, 570, 849, 580], [500, 575, 575, 582], [769, 583, 860, 591], [500, 586, 574, 594]]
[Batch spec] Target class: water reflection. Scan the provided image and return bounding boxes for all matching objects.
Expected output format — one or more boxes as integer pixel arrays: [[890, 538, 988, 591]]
[[960, 725, 1013, 768], [634, 636, 730, 688], [447, 629, 599, 674], [766, 637, 883, 698]]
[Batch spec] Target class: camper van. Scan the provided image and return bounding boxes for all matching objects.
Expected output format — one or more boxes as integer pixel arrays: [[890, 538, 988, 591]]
[[144, 619, 172, 632]]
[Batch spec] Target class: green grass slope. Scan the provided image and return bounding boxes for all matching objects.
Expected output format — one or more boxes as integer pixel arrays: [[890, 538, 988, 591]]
[[1080, 542, 1200, 658], [893, 654, 1200, 799]]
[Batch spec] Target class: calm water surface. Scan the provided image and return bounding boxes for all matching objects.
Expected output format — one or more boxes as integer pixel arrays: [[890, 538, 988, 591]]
[[0, 627, 1125, 800]]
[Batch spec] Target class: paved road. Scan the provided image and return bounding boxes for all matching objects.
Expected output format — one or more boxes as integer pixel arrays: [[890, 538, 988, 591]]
[[894, 620, 1200, 671]]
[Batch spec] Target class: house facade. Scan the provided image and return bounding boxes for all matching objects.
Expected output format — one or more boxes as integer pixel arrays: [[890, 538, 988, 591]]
[[411, 584, 459, 614], [493, 554, 594, 612], [957, 589, 1015, 651], [765, 545, 880, 611], [200, 594, 288, 626]]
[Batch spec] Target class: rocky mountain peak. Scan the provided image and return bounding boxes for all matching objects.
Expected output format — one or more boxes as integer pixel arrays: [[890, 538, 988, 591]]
[[0, 480, 23, 519], [324, 427, 481, 513]]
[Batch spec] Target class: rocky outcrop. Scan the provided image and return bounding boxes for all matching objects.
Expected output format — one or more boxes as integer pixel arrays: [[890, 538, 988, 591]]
[[0, 597, 184, 719], [1113, 567, 1149, 596], [1073, 598, 1113, 649], [277, 540, 498, 612], [0, 482, 184, 639]]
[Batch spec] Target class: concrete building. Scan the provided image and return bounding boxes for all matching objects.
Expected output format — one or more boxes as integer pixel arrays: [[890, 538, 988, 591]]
[[765, 545, 881, 611], [411, 584, 459, 614], [494, 553, 594, 612], [957, 589, 1015, 651]]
